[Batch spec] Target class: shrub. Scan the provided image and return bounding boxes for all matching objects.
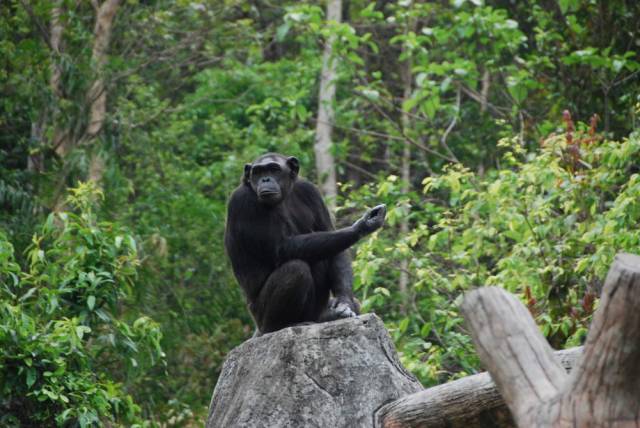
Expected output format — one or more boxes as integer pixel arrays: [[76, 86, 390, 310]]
[[0, 182, 163, 427], [349, 127, 640, 385]]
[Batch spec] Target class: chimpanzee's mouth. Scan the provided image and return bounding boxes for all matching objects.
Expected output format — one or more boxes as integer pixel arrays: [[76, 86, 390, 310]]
[[259, 191, 280, 201]]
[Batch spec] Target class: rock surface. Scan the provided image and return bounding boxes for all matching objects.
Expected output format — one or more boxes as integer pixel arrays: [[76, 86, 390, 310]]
[[206, 313, 422, 428]]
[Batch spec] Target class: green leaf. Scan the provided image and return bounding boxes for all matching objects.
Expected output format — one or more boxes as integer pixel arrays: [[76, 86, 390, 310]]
[[374, 287, 390, 297], [558, 0, 579, 14], [18, 287, 37, 302], [361, 89, 380, 101], [276, 23, 291, 42], [75, 326, 91, 340], [507, 83, 527, 104], [612, 59, 625, 73], [398, 317, 410, 333], [42, 388, 58, 400], [26, 368, 36, 388], [87, 295, 96, 310], [422, 96, 440, 119], [402, 96, 420, 112], [78, 411, 98, 428]]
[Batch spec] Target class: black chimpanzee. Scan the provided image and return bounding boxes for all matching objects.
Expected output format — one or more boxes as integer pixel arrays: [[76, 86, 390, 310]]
[[224, 153, 386, 334]]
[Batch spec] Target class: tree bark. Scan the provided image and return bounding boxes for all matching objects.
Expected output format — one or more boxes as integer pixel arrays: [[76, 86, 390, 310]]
[[480, 69, 490, 113], [374, 347, 582, 428], [47, 0, 120, 193], [50, 0, 120, 156], [398, 14, 413, 314], [49, 1, 63, 97], [86, 0, 120, 140], [86, 0, 120, 186], [460, 253, 640, 427], [50, 0, 72, 158], [314, 0, 341, 211]]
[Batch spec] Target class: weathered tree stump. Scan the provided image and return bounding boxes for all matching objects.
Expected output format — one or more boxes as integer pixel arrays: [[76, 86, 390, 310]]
[[206, 313, 422, 428], [460, 253, 640, 427]]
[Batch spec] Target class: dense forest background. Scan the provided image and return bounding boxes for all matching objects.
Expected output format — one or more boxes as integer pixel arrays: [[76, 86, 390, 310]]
[[1, 0, 639, 426]]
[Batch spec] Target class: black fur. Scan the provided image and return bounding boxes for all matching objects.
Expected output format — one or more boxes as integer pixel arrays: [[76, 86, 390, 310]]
[[224, 153, 385, 334]]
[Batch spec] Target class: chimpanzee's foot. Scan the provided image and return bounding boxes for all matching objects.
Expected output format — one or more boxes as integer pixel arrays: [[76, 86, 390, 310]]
[[318, 299, 357, 322], [332, 302, 357, 318]]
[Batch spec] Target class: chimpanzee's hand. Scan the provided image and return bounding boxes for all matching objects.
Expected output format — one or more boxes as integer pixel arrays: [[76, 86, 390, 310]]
[[353, 204, 387, 236]]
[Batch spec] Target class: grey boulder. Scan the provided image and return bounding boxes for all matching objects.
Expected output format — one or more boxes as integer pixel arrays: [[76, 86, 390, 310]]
[[206, 313, 422, 428]]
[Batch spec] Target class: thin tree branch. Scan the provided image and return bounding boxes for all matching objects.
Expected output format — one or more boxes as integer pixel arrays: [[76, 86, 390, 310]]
[[460, 84, 509, 118], [342, 160, 378, 180], [440, 86, 461, 163], [355, 90, 458, 163]]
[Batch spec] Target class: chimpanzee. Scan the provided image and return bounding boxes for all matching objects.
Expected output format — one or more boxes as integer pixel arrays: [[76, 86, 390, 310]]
[[224, 153, 386, 334]]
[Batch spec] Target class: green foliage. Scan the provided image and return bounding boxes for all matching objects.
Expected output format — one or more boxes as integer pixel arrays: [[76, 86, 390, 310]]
[[349, 129, 640, 385], [108, 55, 323, 419], [0, 182, 162, 426], [1, 0, 640, 423]]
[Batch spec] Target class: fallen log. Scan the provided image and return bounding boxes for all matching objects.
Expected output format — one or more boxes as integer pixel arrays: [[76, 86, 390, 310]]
[[374, 347, 582, 428], [460, 253, 640, 427]]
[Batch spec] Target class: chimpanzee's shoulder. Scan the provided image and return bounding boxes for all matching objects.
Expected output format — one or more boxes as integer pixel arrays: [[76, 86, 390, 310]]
[[293, 179, 323, 198], [228, 184, 255, 203], [226, 184, 260, 219]]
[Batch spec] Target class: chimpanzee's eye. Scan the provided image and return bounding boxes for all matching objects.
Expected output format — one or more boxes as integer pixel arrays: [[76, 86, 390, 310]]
[[268, 164, 282, 173]]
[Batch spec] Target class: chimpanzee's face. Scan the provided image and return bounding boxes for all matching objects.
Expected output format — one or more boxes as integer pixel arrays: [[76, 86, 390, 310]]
[[244, 154, 299, 206]]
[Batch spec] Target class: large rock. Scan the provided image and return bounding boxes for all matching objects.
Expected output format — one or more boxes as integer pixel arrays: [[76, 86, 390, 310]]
[[206, 313, 423, 428]]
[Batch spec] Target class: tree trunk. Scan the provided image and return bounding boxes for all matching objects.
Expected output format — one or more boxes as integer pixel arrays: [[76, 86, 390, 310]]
[[50, 0, 71, 158], [50, 0, 120, 158], [398, 19, 413, 314], [314, 0, 341, 211], [460, 253, 640, 427], [49, 3, 63, 95], [480, 69, 490, 113], [47, 0, 120, 196], [86, 0, 120, 140], [85, 0, 120, 185]]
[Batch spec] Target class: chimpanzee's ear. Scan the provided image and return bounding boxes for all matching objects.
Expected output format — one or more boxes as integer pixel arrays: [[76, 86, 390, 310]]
[[243, 163, 252, 185], [287, 156, 299, 178]]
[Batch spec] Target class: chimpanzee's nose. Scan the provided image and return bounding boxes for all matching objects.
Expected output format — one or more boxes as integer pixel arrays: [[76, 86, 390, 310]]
[[261, 177, 271, 183]]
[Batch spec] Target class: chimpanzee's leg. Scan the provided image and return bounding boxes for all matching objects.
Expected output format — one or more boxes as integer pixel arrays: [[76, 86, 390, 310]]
[[317, 252, 359, 322], [254, 260, 317, 333]]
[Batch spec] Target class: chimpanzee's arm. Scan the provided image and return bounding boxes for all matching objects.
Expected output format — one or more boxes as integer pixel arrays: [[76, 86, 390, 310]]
[[224, 186, 274, 302], [276, 227, 363, 263], [305, 184, 356, 300], [277, 180, 384, 263]]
